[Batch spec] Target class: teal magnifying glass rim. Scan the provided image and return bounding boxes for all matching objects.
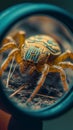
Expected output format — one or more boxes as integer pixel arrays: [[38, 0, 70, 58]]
[[0, 3, 73, 120]]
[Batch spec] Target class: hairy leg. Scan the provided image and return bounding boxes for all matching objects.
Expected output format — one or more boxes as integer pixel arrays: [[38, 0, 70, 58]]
[[49, 65, 68, 91], [2, 36, 14, 45], [58, 61, 73, 70], [26, 64, 49, 103], [0, 48, 23, 76], [12, 30, 26, 49], [54, 50, 73, 64], [0, 32, 26, 75], [0, 42, 17, 54], [28, 66, 36, 75]]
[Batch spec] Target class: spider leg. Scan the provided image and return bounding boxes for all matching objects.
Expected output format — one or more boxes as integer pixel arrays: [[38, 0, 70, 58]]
[[49, 65, 68, 91], [12, 30, 26, 49], [2, 36, 14, 45], [58, 61, 73, 70], [54, 50, 73, 64], [26, 64, 49, 103], [28, 66, 36, 75], [0, 48, 24, 76], [0, 42, 17, 54]]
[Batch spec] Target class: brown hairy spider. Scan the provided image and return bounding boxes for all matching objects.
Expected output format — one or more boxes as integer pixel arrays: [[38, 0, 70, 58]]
[[0, 31, 73, 103]]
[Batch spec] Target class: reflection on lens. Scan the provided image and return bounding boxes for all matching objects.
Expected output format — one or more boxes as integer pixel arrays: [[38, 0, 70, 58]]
[[0, 16, 73, 110]]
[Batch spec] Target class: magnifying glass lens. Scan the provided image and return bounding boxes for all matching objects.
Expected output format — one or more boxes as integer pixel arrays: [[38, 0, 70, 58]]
[[0, 16, 73, 111]]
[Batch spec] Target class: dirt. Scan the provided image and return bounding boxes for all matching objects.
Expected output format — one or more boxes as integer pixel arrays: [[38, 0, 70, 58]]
[[2, 67, 64, 110]]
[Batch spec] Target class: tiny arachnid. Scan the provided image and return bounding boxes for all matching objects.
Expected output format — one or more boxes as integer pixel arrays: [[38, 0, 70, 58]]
[[0, 30, 73, 103]]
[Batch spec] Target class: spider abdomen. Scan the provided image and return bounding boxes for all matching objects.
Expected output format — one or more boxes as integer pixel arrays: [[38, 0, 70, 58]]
[[22, 35, 61, 64], [23, 46, 41, 63]]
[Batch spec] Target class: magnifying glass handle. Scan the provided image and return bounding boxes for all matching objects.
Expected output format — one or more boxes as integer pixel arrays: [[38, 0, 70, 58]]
[[0, 111, 42, 130], [0, 110, 11, 130], [8, 116, 42, 130]]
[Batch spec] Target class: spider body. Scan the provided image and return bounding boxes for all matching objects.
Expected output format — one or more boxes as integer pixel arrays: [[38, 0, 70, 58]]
[[0, 31, 73, 103], [21, 35, 61, 65]]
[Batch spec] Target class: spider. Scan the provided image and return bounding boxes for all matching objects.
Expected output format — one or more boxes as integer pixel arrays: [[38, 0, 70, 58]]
[[0, 30, 73, 103]]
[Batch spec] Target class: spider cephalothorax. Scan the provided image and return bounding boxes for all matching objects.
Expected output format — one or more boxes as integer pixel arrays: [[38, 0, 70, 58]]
[[0, 31, 73, 102]]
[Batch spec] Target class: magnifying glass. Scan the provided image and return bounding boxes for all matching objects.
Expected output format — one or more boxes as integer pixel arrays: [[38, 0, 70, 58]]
[[0, 3, 73, 130]]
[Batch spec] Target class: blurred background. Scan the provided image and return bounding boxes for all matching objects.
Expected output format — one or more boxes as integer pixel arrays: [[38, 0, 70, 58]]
[[0, 0, 73, 14], [0, 0, 73, 130]]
